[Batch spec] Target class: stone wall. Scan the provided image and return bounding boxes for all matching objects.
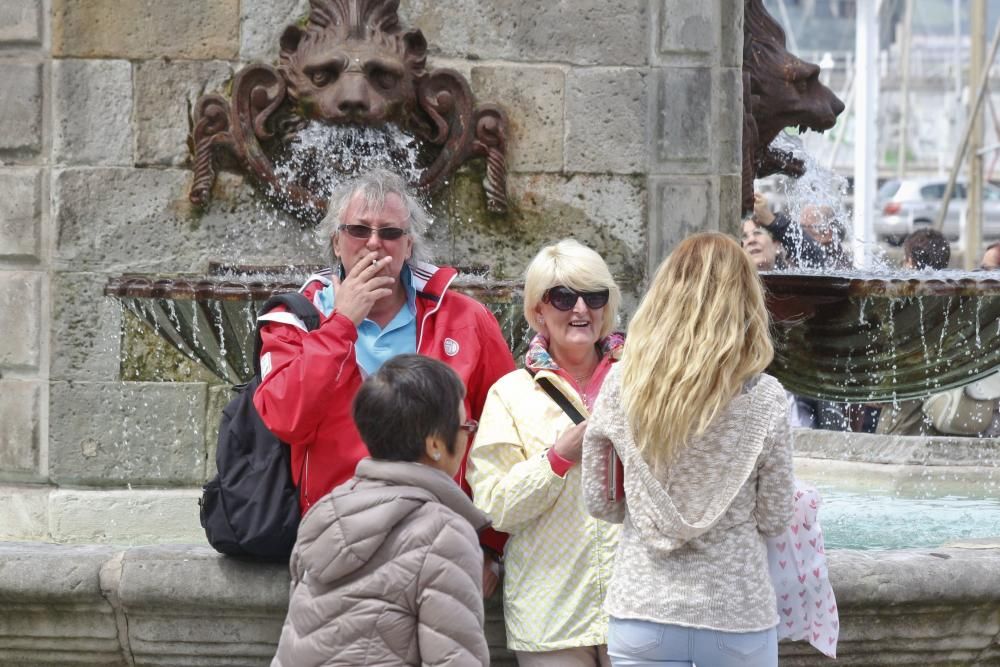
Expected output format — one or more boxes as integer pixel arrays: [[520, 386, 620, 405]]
[[0, 0, 746, 495]]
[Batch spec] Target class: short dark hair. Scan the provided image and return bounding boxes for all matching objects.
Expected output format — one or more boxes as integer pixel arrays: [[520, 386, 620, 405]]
[[903, 228, 950, 270], [352, 354, 465, 462]]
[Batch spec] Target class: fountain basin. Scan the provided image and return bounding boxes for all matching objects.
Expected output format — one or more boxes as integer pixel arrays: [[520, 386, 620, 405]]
[[765, 271, 1000, 401], [107, 270, 1000, 401], [0, 539, 996, 666], [1, 429, 998, 665], [104, 268, 527, 385]]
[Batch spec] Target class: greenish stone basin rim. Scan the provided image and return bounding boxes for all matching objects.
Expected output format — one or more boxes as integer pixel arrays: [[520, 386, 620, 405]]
[[105, 270, 1000, 401]]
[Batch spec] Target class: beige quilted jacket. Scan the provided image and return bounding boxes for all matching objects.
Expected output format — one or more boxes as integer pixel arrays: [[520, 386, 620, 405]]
[[271, 458, 492, 667]]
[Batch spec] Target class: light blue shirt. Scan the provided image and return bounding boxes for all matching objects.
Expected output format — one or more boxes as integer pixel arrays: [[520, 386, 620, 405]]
[[317, 265, 417, 375]]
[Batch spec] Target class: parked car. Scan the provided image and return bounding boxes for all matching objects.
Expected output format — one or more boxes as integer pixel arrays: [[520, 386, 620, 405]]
[[874, 177, 1000, 244]]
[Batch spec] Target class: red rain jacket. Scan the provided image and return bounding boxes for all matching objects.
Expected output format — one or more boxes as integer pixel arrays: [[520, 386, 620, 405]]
[[253, 262, 515, 553]]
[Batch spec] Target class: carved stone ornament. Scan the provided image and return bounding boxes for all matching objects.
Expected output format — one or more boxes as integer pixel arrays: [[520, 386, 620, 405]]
[[189, 0, 509, 221], [741, 0, 846, 213]]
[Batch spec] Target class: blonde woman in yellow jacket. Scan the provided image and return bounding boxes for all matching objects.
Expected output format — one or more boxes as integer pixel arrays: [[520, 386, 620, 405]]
[[469, 239, 623, 667]]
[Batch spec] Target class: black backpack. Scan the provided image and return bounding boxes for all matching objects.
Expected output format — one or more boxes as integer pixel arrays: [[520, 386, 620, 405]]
[[199, 292, 321, 561]]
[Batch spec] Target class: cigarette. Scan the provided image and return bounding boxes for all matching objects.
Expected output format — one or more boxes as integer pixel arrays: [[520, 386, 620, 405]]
[[372, 258, 378, 268]]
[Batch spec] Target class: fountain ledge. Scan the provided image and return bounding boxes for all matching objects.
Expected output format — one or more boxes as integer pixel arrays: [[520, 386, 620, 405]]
[[0, 541, 998, 666]]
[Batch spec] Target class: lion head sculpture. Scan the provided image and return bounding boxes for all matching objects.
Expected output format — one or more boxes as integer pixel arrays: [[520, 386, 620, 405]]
[[742, 0, 845, 213], [278, 0, 428, 127], [189, 0, 509, 219]]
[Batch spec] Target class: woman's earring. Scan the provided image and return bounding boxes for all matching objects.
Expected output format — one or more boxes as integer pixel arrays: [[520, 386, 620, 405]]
[[431, 451, 441, 461], [537, 316, 544, 325]]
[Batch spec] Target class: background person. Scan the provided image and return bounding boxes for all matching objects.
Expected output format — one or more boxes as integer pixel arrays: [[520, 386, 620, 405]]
[[253, 169, 515, 593], [902, 228, 950, 270], [583, 232, 793, 667], [741, 217, 785, 271], [980, 241, 1000, 270], [272, 355, 490, 667], [753, 193, 851, 269], [469, 239, 624, 666], [874, 229, 954, 435]]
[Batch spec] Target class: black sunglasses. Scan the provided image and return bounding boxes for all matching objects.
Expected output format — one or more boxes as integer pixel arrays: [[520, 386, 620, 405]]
[[339, 224, 408, 241], [543, 286, 610, 311]]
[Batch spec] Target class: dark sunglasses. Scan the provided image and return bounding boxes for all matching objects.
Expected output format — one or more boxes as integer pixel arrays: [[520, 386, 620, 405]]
[[543, 286, 610, 311], [460, 419, 478, 434], [339, 224, 408, 241]]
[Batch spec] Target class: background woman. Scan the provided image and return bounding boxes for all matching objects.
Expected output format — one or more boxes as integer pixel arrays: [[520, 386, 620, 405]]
[[582, 232, 794, 667], [272, 354, 490, 667], [468, 239, 624, 666]]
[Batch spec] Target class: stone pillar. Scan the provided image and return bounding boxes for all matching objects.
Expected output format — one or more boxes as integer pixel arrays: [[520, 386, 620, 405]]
[[0, 0, 48, 486], [647, 0, 744, 274]]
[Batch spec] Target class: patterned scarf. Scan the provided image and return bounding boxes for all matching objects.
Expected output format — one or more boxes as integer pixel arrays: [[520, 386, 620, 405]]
[[524, 331, 626, 372]]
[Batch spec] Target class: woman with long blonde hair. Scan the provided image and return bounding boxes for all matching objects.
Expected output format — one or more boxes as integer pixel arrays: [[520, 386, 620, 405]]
[[582, 232, 794, 667]]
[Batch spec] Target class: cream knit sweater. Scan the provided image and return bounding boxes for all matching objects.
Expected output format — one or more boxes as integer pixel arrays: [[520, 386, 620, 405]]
[[582, 366, 794, 632]]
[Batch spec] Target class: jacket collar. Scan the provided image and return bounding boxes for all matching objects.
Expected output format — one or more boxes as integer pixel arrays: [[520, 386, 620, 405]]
[[410, 260, 456, 303], [354, 458, 490, 532]]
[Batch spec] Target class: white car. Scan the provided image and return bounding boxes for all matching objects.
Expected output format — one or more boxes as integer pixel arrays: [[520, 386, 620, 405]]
[[873, 178, 1000, 244]]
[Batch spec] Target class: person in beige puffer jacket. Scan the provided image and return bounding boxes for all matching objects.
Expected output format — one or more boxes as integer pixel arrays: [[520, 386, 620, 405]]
[[272, 354, 492, 667]]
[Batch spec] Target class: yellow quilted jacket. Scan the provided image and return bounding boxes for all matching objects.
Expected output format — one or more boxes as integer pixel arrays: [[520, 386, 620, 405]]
[[468, 367, 620, 652]]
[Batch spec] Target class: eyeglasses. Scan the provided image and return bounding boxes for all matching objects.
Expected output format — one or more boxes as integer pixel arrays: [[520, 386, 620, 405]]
[[339, 224, 409, 241], [460, 419, 478, 435], [542, 286, 610, 311]]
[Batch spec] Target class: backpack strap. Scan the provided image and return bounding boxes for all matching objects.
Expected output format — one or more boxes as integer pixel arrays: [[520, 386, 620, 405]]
[[251, 292, 322, 378], [528, 369, 586, 425]]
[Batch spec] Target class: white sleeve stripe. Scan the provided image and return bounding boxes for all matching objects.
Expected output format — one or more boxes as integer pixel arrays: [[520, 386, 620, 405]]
[[257, 312, 310, 332]]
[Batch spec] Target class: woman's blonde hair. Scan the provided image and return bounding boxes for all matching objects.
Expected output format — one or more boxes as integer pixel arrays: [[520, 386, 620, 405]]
[[621, 232, 773, 465], [523, 239, 621, 340]]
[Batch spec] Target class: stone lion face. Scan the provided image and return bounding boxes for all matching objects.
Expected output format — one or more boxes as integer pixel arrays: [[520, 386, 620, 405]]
[[278, 23, 427, 127]]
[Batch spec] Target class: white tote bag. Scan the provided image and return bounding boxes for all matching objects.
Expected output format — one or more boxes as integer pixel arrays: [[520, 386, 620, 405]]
[[766, 480, 839, 659]]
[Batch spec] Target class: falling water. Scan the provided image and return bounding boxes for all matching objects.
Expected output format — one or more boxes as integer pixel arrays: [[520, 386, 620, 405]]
[[272, 123, 425, 220]]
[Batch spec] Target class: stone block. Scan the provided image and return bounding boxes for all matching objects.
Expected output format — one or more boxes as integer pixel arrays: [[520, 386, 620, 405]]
[[0, 0, 42, 44], [0, 381, 41, 475], [719, 0, 744, 68], [648, 176, 716, 269], [442, 171, 646, 290], [204, 384, 232, 480], [471, 66, 564, 173], [52, 0, 239, 60], [0, 484, 49, 540], [53, 59, 132, 166], [565, 68, 647, 174], [0, 168, 42, 260], [49, 489, 206, 544], [714, 68, 744, 175], [651, 68, 713, 169], [719, 173, 743, 238], [50, 272, 122, 382], [113, 545, 287, 663], [135, 59, 234, 167], [400, 0, 648, 66], [240, 0, 309, 62], [0, 271, 42, 369], [49, 381, 208, 485], [0, 543, 124, 665], [53, 168, 325, 273], [655, 0, 717, 65], [0, 63, 43, 156]]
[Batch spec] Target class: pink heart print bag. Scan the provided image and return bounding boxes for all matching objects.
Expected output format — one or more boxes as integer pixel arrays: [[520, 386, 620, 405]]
[[766, 480, 839, 658]]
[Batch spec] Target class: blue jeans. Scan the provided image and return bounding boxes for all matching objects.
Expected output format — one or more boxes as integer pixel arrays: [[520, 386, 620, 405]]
[[607, 618, 777, 667]]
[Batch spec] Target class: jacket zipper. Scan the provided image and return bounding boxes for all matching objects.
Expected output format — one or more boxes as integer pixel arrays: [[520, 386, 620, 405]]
[[302, 450, 310, 507]]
